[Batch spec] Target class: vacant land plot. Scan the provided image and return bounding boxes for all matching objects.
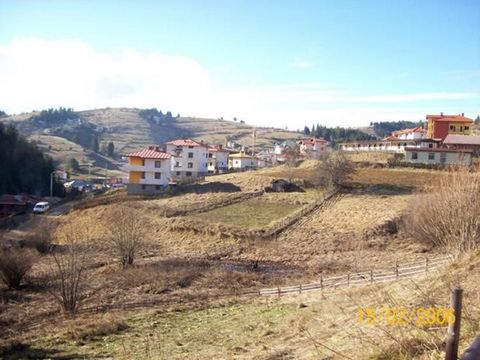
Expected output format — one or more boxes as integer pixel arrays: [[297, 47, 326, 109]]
[[12, 254, 480, 359], [193, 198, 303, 229]]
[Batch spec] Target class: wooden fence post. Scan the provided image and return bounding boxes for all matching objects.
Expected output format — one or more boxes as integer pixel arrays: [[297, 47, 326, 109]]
[[277, 287, 281, 297], [320, 274, 323, 293], [425, 257, 429, 273], [395, 262, 399, 278], [370, 269, 374, 283], [299, 284, 302, 294], [445, 288, 463, 360], [347, 273, 350, 287]]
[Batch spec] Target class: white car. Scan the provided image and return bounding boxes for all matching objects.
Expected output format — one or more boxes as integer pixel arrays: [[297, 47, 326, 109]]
[[33, 202, 50, 214]]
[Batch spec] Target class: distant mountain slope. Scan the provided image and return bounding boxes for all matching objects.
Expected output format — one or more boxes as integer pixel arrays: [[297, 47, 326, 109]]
[[1, 107, 299, 175]]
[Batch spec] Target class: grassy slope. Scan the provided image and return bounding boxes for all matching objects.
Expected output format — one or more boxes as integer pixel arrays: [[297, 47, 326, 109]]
[[19, 252, 480, 359]]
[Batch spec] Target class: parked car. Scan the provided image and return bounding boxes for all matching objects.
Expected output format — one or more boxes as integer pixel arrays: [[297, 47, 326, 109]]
[[33, 201, 50, 214]]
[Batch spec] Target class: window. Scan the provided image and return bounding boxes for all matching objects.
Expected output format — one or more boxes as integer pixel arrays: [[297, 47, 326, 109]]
[[465, 126, 469, 131], [205, 153, 208, 158], [175, 161, 181, 167], [209, 153, 213, 158], [428, 143, 433, 148], [141, 159, 145, 166], [412, 152, 418, 160], [188, 152, 194, 158], [209, 162, 213, 166], [141, 184, 146, 190], [155, 172, 161, 179], [450, 125, 455, 131], [155, 185, 161, 190], [186, 171, 192, 176], [187, 162, 193, 168], [176, 171, 180, 176], [188, 146, 194, 149], [155, 160, 161, 168], [428, 152, 435, 160], [440, 153, 447, 164], [141, 172, 145, 179]]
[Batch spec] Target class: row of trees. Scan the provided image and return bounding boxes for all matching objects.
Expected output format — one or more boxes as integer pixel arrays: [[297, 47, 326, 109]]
[[303, 124, 376, 146], [139, 108, 175, 122], [0, 123, 57, 195], [31, 107, 78, 126]]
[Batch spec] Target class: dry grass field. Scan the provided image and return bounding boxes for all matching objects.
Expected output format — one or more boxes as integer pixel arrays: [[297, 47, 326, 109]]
[[2, 164, 471, 359]]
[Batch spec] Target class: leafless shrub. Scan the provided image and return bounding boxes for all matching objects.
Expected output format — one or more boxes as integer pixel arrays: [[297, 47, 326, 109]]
[[317, 152, 356, 187], [105, 205, 146, 268], [284, 144, 301, 181], [0, 247, 37, 289], [49, 220, 94, 314], [406, 168, 480, 256], [65, 314, 128, 341], [23, 221, 54, 253]]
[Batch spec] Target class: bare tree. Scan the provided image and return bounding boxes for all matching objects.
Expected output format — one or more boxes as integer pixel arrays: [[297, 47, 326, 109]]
[[49, 220, 93, 314], [283, 144, 301, 181], [0, 247, 37, 289], [105, 205, 146, 268], [406, 168, 480, 256], [318, 152, 356, 187]]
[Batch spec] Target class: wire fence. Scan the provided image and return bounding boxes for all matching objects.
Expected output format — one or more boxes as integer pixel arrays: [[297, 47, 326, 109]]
[[259, 255, 452, 296]]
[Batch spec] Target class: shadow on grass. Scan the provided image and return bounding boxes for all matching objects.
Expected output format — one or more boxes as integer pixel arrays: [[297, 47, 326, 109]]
[[344, 183, 415, 195], [177, 181, 242, 194], [0, 341, 107, 360]]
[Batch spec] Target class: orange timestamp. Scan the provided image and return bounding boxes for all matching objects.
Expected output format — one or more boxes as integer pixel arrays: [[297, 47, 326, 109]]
[[357, 306, 455, 326]]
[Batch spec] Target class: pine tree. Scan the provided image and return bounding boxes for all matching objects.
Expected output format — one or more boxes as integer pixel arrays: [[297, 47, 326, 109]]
[[91, 135, 99, 152], [107, 142, 115, 157]]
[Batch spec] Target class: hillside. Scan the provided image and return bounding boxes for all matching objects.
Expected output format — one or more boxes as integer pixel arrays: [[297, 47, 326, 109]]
[[1, 108, 299, 176]]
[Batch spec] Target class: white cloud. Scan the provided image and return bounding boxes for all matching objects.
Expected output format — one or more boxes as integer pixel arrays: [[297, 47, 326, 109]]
[[0, 38, 478, 129]]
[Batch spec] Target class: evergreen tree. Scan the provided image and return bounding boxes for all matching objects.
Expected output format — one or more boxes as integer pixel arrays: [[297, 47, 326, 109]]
[[303, 126, 311, 135], [91, 135, 99, 152], [0, 123, 57, 195], [107, 142, 115, 157], [475, 115, 480, 125]]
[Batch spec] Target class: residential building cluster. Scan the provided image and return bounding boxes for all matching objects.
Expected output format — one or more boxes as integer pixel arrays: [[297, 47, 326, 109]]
[[125, 136, 330, 194], [339, 113, 478, 166]]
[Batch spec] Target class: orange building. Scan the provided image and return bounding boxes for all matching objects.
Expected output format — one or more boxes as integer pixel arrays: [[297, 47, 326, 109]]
[[426, 113, 473, 140]]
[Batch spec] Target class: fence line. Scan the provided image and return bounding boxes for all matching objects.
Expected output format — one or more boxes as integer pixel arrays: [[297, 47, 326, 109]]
[[259, 255, 452, 296]]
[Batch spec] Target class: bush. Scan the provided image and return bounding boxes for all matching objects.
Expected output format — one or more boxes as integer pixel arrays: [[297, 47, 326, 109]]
[[406, 168, 480, 256], [23, 222, 53, 253], [0, 248, 37, 289], [317, 152, 356, 187]]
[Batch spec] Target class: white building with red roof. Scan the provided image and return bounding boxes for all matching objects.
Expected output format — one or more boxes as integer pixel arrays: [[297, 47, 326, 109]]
[[166, 139, 208, 180], [125, 145, 171, 194], [207, 145, 229, 174]]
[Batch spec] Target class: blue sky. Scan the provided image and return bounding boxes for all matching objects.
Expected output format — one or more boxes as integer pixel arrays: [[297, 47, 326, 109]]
[[0, 0, 478, 128]]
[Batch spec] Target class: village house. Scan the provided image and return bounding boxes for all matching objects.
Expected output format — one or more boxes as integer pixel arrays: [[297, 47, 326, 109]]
[[125, 145, 171, 194], [298, 137, 329, 159], [443, 134, 480, 155], [338, 139, 416, 152], [166, 139, 208, 180], [405, 147, 472, 166], [426, 113, 473, 140], [228, 152, 258, 170], [207, 145, 229, 174], [386, 127, 426, 140]]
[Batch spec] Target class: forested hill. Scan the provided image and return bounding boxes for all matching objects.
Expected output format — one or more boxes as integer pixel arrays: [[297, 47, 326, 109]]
[[370, 120, 424, 138], [0, 123, 56, 196]]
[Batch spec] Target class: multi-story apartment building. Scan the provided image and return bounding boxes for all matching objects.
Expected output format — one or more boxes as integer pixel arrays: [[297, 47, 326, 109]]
[[125, 145, 171, 194], [207, 145, 229, 174], [166, 139, 208, 180]]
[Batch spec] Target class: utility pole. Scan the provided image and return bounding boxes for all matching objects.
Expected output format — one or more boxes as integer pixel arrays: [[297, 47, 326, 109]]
[[50, 171, 54, 198]]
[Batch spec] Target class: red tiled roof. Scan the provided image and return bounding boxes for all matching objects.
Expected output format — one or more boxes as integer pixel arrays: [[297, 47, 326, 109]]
[[126, 148, 171, 159], [166, 139, 205, 147], [392, 127, 425, 136], [298, 137, 328, 144], [426, 114, 473, 123], [208, 145, 228, 152]]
